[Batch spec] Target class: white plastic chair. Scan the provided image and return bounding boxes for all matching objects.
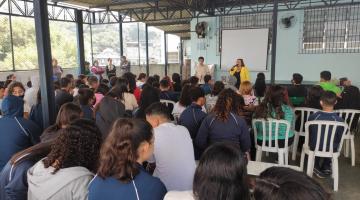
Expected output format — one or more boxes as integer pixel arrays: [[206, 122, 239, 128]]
[[252, 119, 291, 165], [160, 99, 176, 108], [335, 109, 360, 166], [291, 107, 320, 161], [300, 120, 348, 191]]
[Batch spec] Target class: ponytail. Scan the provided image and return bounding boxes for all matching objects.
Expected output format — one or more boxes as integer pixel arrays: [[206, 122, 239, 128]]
[[97, 119, 153, 183]]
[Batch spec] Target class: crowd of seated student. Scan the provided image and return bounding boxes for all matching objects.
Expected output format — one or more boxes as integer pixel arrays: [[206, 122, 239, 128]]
[[0, 67, 359, 200], [0, 104, 82, 199]]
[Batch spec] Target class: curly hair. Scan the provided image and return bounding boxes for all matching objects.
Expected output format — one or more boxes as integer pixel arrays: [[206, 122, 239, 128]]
[[43, 119, 102, 174], [7, 81, 25, 95], [97, 118, 153, 183], [254, 85, 286, 120], [212, 88, 244, 121]]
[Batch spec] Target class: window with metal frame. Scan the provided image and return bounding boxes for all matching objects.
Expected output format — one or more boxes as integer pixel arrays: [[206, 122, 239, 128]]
[[301, 5, 360, 53]]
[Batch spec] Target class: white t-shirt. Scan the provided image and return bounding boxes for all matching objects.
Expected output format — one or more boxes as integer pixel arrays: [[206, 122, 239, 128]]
[[121, 92, 138, 111], [164, 191, 195, 200], [149, 122, 196, 191], [172, 102, 207, 115], [195, 64, 210, 84], [136, 81, 145, 88], [24, 87, 38, 108], [172, 102, 186, 115]]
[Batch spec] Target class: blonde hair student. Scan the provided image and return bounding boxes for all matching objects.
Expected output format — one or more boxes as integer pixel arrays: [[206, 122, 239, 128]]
[[239, 81, 258, 106]]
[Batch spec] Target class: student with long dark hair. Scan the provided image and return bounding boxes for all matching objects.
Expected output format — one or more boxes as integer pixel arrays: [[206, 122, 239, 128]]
[[115, 78, 138, 111], [165, 142, 250, 200], [253, 85, 295, 147], [172, 73, 182, 92], [88, 118, 167, 200], [254, 167, 330, 200], [205, 81, 224, 112], [27, 119, 102, 200], [254, 72, 266, 97], [136, 73, 147, 88], [123, 72, 141, 103], [305, 86, 324, 109], [41, 102, 82, 141], [95, 89, 127, 139], [78, 88, 96, 119], [195, 89, 251, 158], [134, 85, 160, 119], [172, 84, 192, 115]]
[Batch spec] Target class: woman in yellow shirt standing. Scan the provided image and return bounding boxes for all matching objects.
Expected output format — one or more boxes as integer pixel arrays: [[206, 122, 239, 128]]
[[229, 59, 250, 88]]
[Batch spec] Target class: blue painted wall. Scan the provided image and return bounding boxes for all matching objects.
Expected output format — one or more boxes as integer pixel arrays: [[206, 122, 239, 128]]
[[190, 10, 360, 86]]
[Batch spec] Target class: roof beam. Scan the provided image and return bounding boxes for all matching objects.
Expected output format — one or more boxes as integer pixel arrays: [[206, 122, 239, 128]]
[[165, 29, 191, 34], [89, 0, 159, 8], [147, 20, 190, 26]]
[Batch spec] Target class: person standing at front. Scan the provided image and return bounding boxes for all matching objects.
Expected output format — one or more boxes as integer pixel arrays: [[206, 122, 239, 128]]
[[195, 57, 210, 84], [105, 58, 116, 78], [229, 58, 250, 89]]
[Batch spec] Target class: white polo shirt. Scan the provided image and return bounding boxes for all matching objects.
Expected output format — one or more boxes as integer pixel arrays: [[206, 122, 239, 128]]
[[149, 122, 196, 191]]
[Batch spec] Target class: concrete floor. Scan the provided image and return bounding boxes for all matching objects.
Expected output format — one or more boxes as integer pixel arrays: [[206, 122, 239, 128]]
[[325, 134, 360, 200], [260, 134, 360, 199]]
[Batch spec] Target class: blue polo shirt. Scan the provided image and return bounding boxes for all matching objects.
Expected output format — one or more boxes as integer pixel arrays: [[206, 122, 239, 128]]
[[88, 166, 167, 200], [195, 113, 251, 153], [308, 111, 345, 151], [80, 105, 94, 120], [178, 103, 207, 139], [200, 83, 212, 95]]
